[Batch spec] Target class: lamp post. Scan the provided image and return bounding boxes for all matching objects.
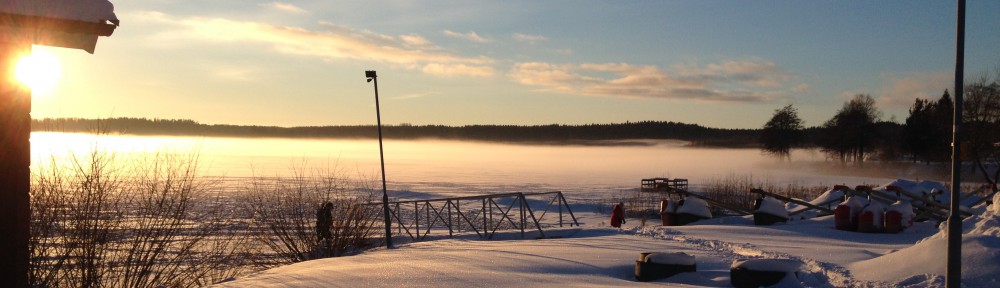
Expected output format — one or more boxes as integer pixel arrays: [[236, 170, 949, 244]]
[[366, 70, 392, 248], [947, 0, 965, 287]]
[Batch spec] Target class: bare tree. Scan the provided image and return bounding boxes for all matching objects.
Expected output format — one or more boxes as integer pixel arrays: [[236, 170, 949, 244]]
[[242, 165, 380, 266], [963, 74, 1000, 189], [30, 149, 248, 287]]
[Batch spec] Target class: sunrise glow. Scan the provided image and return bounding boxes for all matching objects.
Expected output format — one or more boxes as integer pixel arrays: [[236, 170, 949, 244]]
[[15, 48, 61, 96]]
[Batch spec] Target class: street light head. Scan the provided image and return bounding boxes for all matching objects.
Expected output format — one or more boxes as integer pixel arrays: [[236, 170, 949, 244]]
[[367, 78, 372, 83]]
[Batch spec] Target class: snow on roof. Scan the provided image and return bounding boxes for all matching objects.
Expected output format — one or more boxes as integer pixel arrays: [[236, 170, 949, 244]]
[[0, 0, 118, 25]]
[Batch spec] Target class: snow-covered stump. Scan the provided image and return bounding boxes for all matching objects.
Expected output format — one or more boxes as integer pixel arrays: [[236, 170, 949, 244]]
[[674, 198, 712, 226], [730, 259, 801, 288], [635, 252, 696, 282], [753, 197, 789, 226]]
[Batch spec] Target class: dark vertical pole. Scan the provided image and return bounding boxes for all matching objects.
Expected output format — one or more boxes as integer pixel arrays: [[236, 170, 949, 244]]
[[0, 41, 31, 287], [947, 0, 965, 287], [368, 70, 393, 248]]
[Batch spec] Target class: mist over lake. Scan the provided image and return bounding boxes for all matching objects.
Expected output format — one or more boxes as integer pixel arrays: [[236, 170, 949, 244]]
[[30, 132, 923, 197]]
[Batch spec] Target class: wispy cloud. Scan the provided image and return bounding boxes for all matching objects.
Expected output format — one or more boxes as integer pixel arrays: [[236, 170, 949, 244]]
[[443, 30, 492, 43], [392, 92, 439, 100], [260, 2, 307, 14], [877, 71, 951, 108], [509, 59, 797, 103], [138, 11, 494, 77], [512, 33, 546, 42]]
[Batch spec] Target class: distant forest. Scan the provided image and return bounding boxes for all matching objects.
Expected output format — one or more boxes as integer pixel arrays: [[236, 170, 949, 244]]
[[31, 117, 768, 147]]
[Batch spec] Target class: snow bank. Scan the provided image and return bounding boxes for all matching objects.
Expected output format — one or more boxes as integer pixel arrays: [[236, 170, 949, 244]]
[[850, 189, 1000, 286], [756, 197, 789, 218], [677, 197, 712, 219], [0, 0, 118, 24], [642, 252, 695, 265]]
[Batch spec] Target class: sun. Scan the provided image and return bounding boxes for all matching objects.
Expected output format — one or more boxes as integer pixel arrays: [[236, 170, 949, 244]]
[[15, 48, 62, 96]]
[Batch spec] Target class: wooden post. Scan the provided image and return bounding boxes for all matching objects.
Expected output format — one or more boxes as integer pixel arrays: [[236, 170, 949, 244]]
[[0, 40, 31, 287]]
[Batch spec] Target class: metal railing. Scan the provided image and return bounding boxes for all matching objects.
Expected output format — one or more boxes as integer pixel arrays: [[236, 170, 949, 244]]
[[368, 191, 579, 242]]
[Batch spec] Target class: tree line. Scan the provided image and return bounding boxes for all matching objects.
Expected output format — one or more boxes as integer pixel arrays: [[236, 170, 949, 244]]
[[760, 74, 1000, 188], [31, 118, 761, 147]]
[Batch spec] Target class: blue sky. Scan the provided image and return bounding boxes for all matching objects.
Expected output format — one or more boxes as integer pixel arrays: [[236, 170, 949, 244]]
[[32, 1, 1000, 129]]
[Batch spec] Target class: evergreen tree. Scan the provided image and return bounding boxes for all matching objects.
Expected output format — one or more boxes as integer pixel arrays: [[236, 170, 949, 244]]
[[902, 98, 932, 162], [929, 90, 954, 162]]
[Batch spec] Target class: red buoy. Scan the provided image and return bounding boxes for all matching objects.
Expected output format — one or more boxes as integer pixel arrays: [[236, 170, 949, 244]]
[[834, 205, 855, 231], [611, 203, 624, 228], [884, 210, 903, 234]]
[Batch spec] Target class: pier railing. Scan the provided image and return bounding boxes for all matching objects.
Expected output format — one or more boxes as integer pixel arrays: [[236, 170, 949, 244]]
[[367, 191, 579, 242]]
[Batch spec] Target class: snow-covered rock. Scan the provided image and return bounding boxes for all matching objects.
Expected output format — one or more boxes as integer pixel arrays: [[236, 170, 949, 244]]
[[642, 252, 695, 265], [731, 259, 802, 288], [732, 258, 801, 273], [677, 197, 712, 219], [756, 196, 789, 218], [0, 0, 118, 24]]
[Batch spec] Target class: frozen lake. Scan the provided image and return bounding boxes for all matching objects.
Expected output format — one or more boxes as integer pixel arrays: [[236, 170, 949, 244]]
[[30, 132, 920, 198]]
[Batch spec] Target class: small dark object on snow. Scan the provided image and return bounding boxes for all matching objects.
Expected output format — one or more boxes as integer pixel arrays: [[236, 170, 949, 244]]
[[673, 213, 708, 226], [730, 259, 800, 288], [752, 197, 789, 226], [634, 252, 696, 282], [753, 212, 789, 226]]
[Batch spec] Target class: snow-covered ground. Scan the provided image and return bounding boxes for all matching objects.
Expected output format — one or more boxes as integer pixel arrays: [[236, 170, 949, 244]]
[[215, 183, 1000, 287]]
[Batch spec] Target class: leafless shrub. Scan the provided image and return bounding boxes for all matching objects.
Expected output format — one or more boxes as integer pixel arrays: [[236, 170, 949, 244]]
[[240, 164, 381, 266], [701, 174, 829, 214], [29, 148, 247, 287]]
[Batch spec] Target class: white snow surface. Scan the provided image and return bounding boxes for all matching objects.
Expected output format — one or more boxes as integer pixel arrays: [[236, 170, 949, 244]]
[[757, 196, 789, 218], [676, 197, 712, 219], [0, 0, 117, 23], [214, 179, 1000, 287]]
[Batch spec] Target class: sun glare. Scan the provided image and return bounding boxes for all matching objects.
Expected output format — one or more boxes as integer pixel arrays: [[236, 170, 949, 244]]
[[15, 48, 62, 96]]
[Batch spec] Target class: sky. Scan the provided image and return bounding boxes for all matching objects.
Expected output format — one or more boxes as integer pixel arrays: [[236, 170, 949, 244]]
[[28, 0, 1000, 129]]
